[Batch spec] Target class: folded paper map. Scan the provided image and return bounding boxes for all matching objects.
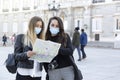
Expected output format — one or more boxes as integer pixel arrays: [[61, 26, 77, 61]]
[[29, 39, 61, 62]]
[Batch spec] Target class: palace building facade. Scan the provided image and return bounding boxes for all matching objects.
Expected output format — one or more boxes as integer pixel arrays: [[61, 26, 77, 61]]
[[0, 0, 120, 41]]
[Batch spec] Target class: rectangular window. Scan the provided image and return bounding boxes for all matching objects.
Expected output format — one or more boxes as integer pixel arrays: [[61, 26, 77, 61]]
[[23, 22, 28, 33], [13, 22, 18, 33], [92, 18, 102, 32], [34, 0, 38, 9], [116, 6, 120, 13], [64, 20, 68, 30], [2, 0, 10, 12], [93, 0, 105, 3], [23, 0, 31, 10], [74, 19, 83, 29], [116, 19, 120, 30], [12, 0, 19, 11], [74, 19, 78, 27], [3, 23, 8, 32]]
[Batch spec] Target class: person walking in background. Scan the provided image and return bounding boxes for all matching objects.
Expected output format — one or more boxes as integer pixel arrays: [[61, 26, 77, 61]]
[[2, 34, 7, 46], [14, 16, 44, 80], [72, 27, 81, 61], [11, 33, 16, 45], [43, 16, 82, 80], [80, 29, 87, 59]]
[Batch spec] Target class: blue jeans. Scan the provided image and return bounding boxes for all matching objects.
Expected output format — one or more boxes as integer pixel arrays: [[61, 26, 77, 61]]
[[73, 46, 81, 59]]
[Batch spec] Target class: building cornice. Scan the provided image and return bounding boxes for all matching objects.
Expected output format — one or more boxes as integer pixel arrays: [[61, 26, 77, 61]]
[[92, 1, 120, 6], [113, 13, 120, 17], [1, 1, 120, 15], [92, 15, 103, 18]]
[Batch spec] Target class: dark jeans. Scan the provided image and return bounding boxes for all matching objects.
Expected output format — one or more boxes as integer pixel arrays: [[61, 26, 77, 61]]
[[3, 41, 6, 46], [81, 45, 86, 58], [16, 73, 41, 80]]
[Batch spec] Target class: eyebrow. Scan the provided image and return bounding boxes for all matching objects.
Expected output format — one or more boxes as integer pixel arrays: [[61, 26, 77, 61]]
[[36, 24, 42, 26], [51, 24, 58, 26]]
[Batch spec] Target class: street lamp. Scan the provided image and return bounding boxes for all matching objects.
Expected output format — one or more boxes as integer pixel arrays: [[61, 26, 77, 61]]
[[48, 0, 60, 16]]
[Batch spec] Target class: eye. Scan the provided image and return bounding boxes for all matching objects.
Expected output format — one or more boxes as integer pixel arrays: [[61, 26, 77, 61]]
[[56, 25, 59, 28], [39, 26, 42, 28], [51, 24, 54, 27]]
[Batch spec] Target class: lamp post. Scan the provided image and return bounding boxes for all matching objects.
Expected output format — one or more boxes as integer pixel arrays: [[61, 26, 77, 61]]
[[48, 0, 60, 16]]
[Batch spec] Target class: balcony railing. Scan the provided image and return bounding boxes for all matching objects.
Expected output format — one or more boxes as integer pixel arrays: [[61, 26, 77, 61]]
[[113, 0, 120, 1], [23, 7, 30, 10], [2, 9, 9, 12], [12, 8, 19, 11], [93, 0, 105, 3], [34, 6, 37, 9]]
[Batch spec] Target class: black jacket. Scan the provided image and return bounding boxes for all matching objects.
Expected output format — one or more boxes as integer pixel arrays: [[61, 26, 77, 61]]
[[2, 35, 7, 42], [43, 34, 73, 69], [14, 34, 42, 70], [49, 34, 73, 69], [44, 34, 83, 80]]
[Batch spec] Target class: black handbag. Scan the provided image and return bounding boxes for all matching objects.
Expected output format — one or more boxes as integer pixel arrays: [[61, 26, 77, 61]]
[[5, 53, 17, 74], [69, 56, 83, 80], [74, 65, 83, 80]]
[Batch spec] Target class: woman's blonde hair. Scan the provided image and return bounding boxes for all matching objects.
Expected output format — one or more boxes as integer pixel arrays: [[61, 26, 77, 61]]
[[24, 16, 44, 46]]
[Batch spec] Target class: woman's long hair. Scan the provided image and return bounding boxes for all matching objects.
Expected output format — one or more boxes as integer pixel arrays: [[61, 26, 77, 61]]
[[24, 16, 44, 46], [46, 16, 67, 47]]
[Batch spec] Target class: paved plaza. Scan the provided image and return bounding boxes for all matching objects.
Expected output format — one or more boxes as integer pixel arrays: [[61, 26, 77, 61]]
[[0, 46, 120, 80]]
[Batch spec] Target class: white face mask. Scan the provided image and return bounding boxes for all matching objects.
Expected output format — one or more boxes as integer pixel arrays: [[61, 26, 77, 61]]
[[34, 27, 42, 34], [50, 26, 59, 36]]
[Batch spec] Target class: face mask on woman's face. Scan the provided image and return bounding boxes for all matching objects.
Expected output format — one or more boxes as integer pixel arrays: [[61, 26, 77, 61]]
[[34, 27, 42, 34], [50, 26, 59, 36]]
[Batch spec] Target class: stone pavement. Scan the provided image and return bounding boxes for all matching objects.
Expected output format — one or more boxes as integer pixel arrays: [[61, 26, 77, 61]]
[[87, 37, 115, 48], [87, 41, 114, 48], [0, 46, 120, 80], [75, 47, 120, 80]]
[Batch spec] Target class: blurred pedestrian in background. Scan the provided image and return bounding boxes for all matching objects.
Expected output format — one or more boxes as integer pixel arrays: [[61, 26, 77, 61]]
[[2, 34, 7, 46], [11, 33, 16, 45], [72, 27, 81, 61], [80, 29, 87, 59]]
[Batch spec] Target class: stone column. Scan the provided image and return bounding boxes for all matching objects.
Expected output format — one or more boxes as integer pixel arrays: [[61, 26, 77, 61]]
[[67, 7, 74, 36], [83, 6, 93, 40], [0, 0, 3, 13]]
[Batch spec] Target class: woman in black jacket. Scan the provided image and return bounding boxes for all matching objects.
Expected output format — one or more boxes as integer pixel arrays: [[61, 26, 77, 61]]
[[44, 16, 80, 80], [14, 16, 44, 80]]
